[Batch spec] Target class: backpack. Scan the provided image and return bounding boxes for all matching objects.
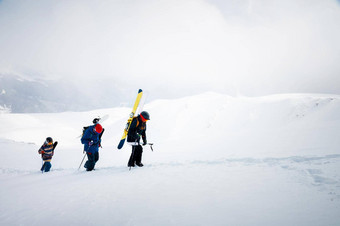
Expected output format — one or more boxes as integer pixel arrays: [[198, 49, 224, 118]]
[[134, 116, 139, 128], [81, 126, 90, 139], [81, 125, 105, 145], [131, 116, 146, 131]]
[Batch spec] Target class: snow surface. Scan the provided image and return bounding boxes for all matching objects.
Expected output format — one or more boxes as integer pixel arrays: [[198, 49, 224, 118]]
[[1, 93, 340, 226]]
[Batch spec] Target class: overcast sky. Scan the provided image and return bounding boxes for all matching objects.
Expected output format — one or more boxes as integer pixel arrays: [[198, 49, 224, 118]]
[[1, 0, 340, 98]]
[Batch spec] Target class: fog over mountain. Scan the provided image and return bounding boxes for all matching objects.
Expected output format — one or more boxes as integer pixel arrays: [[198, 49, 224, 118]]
[[0, 74, 135, 113], [1, 0, 340, 112]]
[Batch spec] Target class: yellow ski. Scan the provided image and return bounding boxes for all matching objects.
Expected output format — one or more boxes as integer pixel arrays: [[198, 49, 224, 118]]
[[117, 89, 143, 149]]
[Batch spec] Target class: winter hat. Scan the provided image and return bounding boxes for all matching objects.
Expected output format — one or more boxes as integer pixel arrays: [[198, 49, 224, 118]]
[[94, 124, 103, 134], [140, 111, 150, 121], [46, 137, 53, 144]]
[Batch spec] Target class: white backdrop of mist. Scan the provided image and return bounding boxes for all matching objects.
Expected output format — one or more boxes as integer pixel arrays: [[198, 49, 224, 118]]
[[1, 0, 340, 104]]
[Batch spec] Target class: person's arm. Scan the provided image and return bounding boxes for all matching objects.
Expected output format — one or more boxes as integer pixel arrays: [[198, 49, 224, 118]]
[[142, 126, 147, 145]]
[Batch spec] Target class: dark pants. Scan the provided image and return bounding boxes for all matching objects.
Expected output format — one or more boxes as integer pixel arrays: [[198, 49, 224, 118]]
[[41, 162, 52, 172], [84, 152, 99, 171], [128, 145, 143, 167]]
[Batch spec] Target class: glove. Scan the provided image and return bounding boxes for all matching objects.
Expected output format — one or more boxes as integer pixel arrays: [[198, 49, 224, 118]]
[[39, 150, 45, 154], [89, 141, 94, 146], [143, 139, 147, 146]]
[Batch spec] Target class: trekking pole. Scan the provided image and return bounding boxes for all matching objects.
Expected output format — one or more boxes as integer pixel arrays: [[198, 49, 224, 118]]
[[78, 153, 87, 170], [78, 142, 92, 170], [147, 143, 154, 151]]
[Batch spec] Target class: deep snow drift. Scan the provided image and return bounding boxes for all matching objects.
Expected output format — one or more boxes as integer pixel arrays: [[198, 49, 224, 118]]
[[1, 93, 340, 226]]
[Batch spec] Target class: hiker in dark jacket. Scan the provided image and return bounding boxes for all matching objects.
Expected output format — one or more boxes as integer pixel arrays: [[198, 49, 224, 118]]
[[81, 123, 103, 171], [127, 111, 150, 167], [38, 137, 57, 172]]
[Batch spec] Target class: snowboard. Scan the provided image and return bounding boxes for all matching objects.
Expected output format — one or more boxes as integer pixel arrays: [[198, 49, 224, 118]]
[[117, 89, 143, 149], [53, 141, 58, 150]]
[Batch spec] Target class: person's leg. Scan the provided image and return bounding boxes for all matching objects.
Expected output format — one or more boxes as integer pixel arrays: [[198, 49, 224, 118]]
[[128, 146, 136, 167], [135, 145, 143, 167], [85, 152, 95, 171], [94, 152, 99, 163], [44, 162, 52, 172], [41, 162, 46, 171]]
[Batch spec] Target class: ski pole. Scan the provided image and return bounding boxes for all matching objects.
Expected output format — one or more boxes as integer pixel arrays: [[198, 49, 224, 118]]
[[146, 143, 154, 151], [78, 153, 86, 170], [78, 143, 92, 170]]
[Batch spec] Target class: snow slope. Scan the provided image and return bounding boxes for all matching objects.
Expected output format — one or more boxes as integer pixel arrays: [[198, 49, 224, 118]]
[[1, 93, 340, 226]]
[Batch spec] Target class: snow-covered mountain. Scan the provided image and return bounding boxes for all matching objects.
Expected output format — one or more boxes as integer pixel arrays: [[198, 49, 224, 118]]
[[0, 74, 132, 113], [1, 93, 340, 226]]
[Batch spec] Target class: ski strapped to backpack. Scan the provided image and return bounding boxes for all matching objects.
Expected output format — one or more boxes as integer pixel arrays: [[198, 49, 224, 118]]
[[77, 115, 109, 139], [117, 89, 143, 149]]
